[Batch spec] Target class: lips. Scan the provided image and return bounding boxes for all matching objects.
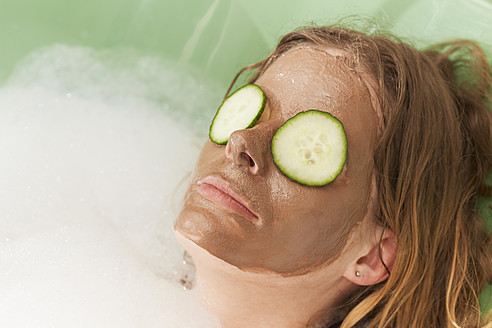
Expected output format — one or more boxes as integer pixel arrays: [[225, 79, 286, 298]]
[[196, 176, 260, 224]]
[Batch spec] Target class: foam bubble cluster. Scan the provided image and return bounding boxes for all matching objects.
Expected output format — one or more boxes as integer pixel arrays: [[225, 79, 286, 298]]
[[0, 45, 221, 327]]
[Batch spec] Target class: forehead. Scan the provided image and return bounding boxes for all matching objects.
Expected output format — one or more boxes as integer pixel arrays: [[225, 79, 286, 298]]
[[254, 46, 379, 173], [255, 47, 368, 119]]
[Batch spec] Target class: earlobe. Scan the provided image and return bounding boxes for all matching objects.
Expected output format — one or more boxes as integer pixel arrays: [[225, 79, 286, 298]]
[[343, 228, 397, 286]]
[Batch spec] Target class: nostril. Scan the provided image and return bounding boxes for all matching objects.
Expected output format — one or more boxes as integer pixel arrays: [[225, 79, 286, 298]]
[[225, 132, 262, 174], [244, 153, 255, 167]]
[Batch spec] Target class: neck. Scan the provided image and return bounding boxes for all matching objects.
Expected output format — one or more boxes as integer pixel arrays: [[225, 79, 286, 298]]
[[175, 231, 355, 328]]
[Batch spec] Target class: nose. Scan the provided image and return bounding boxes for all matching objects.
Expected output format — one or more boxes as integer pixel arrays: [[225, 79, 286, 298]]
[[224, 122, 279, 176]]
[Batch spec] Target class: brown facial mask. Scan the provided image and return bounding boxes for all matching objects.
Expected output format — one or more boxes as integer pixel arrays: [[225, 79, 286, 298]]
[[175, 47, 380, 276]]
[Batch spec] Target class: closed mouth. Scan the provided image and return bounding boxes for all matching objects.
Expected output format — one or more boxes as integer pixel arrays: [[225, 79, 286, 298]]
[[196, 176, 260, 224]]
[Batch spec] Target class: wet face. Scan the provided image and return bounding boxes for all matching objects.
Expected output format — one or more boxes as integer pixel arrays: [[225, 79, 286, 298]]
[[175, 47, 380, 275]]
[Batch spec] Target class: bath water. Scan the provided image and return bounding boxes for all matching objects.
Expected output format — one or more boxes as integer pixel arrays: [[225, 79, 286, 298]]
[[0, 45, 222, 327]]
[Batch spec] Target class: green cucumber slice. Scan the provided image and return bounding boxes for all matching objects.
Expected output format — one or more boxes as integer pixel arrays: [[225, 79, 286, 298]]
[[209, 84, 266, 145], [271, 110, 347, 186]]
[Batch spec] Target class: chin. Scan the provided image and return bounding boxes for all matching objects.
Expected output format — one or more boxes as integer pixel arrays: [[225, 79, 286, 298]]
[[174, 207, 208, 243]]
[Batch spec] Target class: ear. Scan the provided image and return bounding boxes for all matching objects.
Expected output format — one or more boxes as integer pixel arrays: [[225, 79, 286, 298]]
[[343, 228, 396, 286]]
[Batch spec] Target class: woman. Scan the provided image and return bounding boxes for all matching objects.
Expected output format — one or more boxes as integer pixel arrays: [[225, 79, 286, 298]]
[[175, 25, 492, 327]]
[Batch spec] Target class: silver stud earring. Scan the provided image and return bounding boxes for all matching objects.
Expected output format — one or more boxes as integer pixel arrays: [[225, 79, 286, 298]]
[[355, 271, 361, 277]]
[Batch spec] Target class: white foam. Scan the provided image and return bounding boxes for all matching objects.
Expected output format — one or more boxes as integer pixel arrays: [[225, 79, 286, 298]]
[[0, 45, 221, 327]]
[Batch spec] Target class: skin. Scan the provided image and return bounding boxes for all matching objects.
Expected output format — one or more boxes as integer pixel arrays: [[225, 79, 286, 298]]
[[175, 46, 380, 276]]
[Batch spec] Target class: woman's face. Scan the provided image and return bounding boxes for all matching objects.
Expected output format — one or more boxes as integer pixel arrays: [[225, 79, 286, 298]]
[[175, 47, 380, 275]]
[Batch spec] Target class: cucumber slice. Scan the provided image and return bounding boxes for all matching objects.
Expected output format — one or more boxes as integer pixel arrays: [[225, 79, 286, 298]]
[[209, 84, 266, 145], [271, 110, 347, 186]]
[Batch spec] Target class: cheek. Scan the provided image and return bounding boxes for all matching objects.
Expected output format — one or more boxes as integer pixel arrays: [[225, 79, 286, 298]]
[[270, 185, 349, 245], [272, 179, 349, 230], [191, 141, 221, 177], [271, 177, 373, 255]]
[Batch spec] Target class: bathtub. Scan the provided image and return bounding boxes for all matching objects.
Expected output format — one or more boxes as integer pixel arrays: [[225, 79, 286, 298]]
[[0, 0, 490, 321]]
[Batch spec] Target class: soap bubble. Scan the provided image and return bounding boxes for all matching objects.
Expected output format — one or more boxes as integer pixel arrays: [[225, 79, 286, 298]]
[[0, 45, 221, 328]]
